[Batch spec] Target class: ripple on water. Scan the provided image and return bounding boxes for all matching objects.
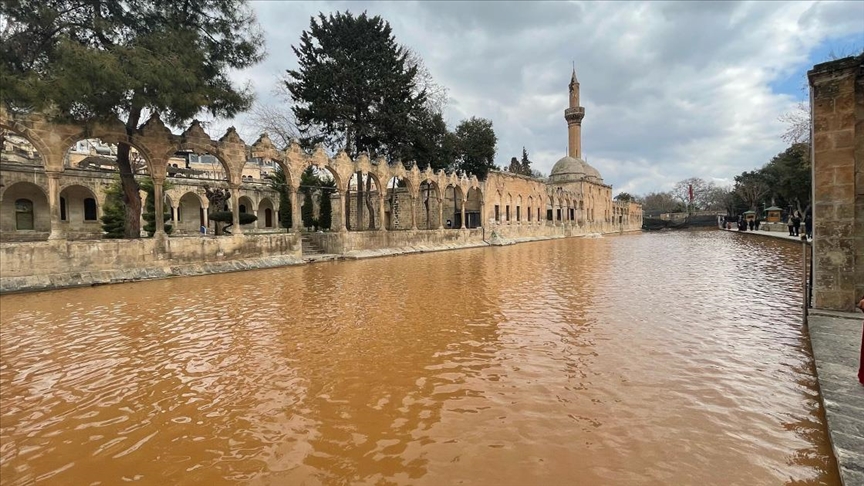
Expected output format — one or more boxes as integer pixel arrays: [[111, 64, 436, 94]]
[[0, 230, 839, 485]]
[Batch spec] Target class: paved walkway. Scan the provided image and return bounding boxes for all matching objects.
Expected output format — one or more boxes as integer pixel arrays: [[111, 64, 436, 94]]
[[720, 227, 810, 244], [808, 310, 864, 486]]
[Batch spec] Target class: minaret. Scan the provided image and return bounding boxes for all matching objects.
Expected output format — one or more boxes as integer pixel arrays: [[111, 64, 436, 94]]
[[565, 67, 585, 159]]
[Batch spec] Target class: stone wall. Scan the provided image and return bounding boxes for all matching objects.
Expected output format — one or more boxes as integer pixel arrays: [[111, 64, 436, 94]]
[[306, 228, 485, 255], [808, 54, 864, 311], [0, 233, 301, 293]]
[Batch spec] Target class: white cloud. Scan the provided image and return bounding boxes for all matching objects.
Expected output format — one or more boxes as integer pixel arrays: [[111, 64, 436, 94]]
[[215, 0, 864, 195]]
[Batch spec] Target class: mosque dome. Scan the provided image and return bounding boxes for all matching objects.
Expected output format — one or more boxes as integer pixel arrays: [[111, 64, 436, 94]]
[[549, 155, 587, 183], [582, 161, 603, 182]]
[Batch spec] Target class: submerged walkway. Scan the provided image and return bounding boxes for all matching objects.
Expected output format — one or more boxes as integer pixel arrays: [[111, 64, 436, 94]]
[[725, 227, 862, 484]]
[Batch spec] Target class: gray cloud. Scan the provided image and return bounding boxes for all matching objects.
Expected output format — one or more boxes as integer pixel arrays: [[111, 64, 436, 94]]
[[214, 0, 863, 196]]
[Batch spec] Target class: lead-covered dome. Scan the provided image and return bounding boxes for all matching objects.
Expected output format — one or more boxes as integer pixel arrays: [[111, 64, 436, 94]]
[[583, 161, 603, 182], [549, 156, 587, 183]]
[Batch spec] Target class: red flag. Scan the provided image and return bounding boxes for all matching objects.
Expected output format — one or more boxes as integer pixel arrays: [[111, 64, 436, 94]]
[[688, 184, 694, 202]]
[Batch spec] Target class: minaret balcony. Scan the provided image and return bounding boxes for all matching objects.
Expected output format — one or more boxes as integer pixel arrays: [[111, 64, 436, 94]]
[[564, 107, 585, 123]]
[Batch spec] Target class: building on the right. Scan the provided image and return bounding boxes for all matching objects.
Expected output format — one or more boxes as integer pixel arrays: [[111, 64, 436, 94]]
[[808, 53, 864, 312]]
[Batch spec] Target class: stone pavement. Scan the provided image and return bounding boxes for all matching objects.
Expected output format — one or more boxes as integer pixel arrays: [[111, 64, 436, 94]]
[[720, 227, 809, 243], [808, 309, 864, 486]]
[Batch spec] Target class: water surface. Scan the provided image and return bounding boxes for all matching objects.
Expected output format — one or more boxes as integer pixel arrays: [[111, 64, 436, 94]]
[[0, 230, 838, 485]]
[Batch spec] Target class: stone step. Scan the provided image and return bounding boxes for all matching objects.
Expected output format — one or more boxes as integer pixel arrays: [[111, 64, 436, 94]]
[[300, 236, 325, 255]]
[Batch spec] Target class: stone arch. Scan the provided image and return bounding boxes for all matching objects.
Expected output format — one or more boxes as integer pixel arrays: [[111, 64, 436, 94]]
[[527, 195, 534, 222], [63, 137, 154, 176], [177, 191, 205, 234], [417, 179, 441, 230], [346, 172, 381, 231], [546, 195, 554, 222], [0, 123, 51, 168], [58, 184, 100, 235], [465, 187, 482, 228], [0, 181, 50, 239], [443, 184, 464, 229], [257, 197, 276, 229]]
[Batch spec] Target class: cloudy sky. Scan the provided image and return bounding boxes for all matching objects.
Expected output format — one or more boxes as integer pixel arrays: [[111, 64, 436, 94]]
[[216, 1, 863, 196]]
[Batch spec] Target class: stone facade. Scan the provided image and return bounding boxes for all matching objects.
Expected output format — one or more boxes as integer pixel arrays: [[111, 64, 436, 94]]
[[0, 71, 642, 292], [808, 53, 864, 312]]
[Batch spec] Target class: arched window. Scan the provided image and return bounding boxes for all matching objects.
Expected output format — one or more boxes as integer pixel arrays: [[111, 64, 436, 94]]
[[83, 198, 97, 221], [239, 204, 247, 213], [265, 208, 273, 227], [15, 199, 34, 230], [60, 197, 67, 221]]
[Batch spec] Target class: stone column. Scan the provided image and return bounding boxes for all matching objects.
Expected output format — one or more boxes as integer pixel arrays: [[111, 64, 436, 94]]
[[46, 170, 64, 240], [460, 198, 467, 229], [437, 198, 444, 229], [410, 196, 418, 230], [335, 191, 347, 232], [202, 204, 209, 231], [378, 194, 387, 232], [229, 183, 242, 235], [809, 55, 864, 311], [171, 204, 178, 230], [152, 177, 167, 237], [290, 188, 302, 233]]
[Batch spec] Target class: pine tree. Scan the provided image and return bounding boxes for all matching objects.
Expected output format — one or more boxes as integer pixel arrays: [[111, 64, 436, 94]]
[[520, 147, 533, 176], [1, 0, 265, 237], [318, 178, 335, 230]]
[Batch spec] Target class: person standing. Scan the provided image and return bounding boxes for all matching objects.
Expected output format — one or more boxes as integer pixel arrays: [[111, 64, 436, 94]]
[[792, 211, 802, 237], [805, 213, 813, 240], [858, 295, 864, 385], [787, 214, 795, 236]]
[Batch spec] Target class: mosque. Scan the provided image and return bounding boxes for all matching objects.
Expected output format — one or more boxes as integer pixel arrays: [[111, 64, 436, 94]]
[[0, 70, 641, 291]]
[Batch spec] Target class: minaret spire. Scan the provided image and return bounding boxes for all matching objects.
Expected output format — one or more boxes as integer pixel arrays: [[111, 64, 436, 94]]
[[565, 66, 585, 159]]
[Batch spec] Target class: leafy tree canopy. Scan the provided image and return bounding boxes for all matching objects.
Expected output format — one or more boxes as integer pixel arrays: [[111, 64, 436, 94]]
[[1, 0, 265, 237], [454, 117, 497, 180], [286, 11, 426, 160]]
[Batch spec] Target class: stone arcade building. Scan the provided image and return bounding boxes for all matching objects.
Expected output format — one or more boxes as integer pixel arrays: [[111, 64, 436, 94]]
[[0, 72, 642, 291]]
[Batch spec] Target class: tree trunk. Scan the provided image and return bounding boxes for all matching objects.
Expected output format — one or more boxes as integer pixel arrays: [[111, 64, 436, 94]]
[[365, 176, 375, 230], [118, 106, 143, 238], [389, 178, 396, 230]]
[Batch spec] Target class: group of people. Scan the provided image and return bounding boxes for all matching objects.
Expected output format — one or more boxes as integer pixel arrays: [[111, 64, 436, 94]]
[[787, 211, 813, 239]]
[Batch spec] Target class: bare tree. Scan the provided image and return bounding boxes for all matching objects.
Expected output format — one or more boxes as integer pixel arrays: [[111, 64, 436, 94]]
[[404, 47, 448, 115], [247, 84, 302, 149], [735, 179, 769, 211], [778, 45, 863, 144]]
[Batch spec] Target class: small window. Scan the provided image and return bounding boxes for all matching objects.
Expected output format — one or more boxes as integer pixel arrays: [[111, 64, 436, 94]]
[[239, 204, 247, 214], [83, 198, 97, 221], [15, 199, 34, 230], [60, 197, 67, 221]]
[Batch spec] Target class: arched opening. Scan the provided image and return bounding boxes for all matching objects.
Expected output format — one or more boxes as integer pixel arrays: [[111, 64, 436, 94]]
[[546, 196, 554, 222], [237, 195, 255, 230], [516, 195, 523, 222], [505, 193, 512, 223], [443, 185, 464, 230], [257, 198, 275, 229], [385, 176, 412, 230], [527, 196, 533, 222], [1, 128, 44, 168], [465, 187, 482, 229], [346, 172, 381, 231], [1, 182, 49, 240], [58, 185, 100, 237], [15, 199, 34, 230], [416, 180, 441, 230], [299, 165, 338, 231], [176, 192, 205, 234]]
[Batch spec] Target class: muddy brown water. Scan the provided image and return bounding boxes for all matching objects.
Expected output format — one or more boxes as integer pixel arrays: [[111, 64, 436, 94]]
[[0, 231, 839, 485]]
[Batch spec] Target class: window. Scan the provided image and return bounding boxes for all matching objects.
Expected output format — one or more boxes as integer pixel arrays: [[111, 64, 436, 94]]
[[83, 198, 97, 221], [505, 205, 510, 222], [516, 206, 521, 222], [494, 205, 500, 222], [239, 204, 247, 213], [15, 199, 34, 230], [265, 208, 273, 227], [60, 197, 67, 221]]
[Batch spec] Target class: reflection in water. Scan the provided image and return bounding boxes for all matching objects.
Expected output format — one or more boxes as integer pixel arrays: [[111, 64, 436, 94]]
[[0, 231, 839, 485]]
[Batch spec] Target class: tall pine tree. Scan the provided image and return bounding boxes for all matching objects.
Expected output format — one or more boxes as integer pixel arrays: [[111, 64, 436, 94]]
[[1, 0, 265, 237]]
